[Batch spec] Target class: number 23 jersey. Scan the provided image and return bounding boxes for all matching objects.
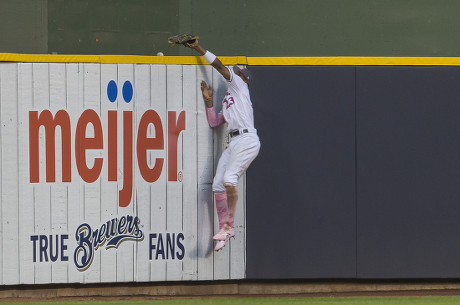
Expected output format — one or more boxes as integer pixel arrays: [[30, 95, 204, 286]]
[[221, 67, 255, 132]]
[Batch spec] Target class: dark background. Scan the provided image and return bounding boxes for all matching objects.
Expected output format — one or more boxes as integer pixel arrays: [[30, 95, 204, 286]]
[[247, 66, 460, 279], [3, 0, 460, 56]]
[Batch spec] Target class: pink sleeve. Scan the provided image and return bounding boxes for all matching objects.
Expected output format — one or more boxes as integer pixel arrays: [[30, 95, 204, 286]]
[[206, 107, 225, 127]]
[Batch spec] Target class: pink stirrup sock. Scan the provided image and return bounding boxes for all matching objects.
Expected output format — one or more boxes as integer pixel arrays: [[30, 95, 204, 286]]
[[228, 190, 237, 228], [215, 193, 229, 230]]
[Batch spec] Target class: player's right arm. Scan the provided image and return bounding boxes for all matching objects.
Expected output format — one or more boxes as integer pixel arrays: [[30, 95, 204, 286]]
[[188, 40, 231, 81], [201, 80, 225, 127]]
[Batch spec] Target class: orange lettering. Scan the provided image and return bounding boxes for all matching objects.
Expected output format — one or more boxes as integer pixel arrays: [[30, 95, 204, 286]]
[[118, 111, 133, 207], [137, 110, 164, 183], [75, 109, 103, 183], [29, 107, 186, 208], [29, 110, 71, 183], [108, 111, 117, 181], [167, 111, 186, 181]]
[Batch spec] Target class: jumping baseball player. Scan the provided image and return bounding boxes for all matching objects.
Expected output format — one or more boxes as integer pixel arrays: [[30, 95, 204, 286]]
[[185, 38, 261, 251]]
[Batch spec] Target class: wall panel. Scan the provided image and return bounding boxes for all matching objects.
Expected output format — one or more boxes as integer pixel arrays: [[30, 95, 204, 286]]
[[0, 62, 245, 285], [1, 64, 20, 284], [246, 66, 357, 279], [356, 66, 460, 278], [247, 65, 460, 279]]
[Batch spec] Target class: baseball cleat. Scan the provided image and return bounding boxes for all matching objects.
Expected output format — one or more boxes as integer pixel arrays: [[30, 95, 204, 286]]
[[214, 240, 228, 251], [212, 227, 235, 241]]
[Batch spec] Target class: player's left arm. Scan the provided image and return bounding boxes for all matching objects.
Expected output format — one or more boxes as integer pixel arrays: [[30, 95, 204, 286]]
[[187, 40, 231, 81]]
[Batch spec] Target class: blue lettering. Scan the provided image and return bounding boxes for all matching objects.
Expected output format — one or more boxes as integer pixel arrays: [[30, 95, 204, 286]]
[[106, 218, 117, 239], [49, 235, 59, 262], [72, 216, 144, 270], [149, 233, 157, 260], [39, 235, 48, 262], [30, 235, 38, 262], [117, 216, 127, 234], [97, 223, 107, 249], [148, 232, 186, 260], [133, 217, 141, 235], [61, 235, 68, 261], [166, 233, 175, 259], [31, 234, 69, 263], [74, 223, 94, 271], [126, 215, 134, 232], [176, 233, 185, 260], [156, 233, 165, 260]]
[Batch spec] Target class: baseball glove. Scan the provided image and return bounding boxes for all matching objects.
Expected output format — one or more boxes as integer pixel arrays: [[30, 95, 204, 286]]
[[168, 33, 199, 47]]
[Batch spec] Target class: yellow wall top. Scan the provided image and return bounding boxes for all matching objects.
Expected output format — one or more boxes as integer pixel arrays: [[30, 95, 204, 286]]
[[3, 53, 460, 66]]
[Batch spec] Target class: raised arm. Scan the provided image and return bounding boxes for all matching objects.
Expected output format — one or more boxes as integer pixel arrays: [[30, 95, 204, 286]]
[[187, 39, 231, 81], [200, 80, 225, 127]]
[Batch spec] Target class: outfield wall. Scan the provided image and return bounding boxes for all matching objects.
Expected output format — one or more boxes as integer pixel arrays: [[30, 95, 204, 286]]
[[2, 55, 460, 285], [0, 59, 247, 285], [247, 64, 460, 279]]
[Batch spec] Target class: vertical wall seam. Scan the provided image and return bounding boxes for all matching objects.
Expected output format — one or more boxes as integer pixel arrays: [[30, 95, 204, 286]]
[[165, 65, 168, 278], [31, 64, 35, 284], [0, 63, 3, 285], [16, 64, 21, 283], [82, 64, 86, 223], [99, 63, 102, 223], [66, 62, 69, 284], [115, 63, 119, 282], [181, 65, 184, 232], [65, 64, 69, 233], [163, 64, 167, 279], [133, 64, 137, 281], [48, 64, 52, 283], [195, 65, 199, 279], [47, 64, 51, 283], [134, 63, 137, 282], [354, 67, 358, 279], [181, 65, 185, 278], [211, 67, 215, 280], [148, 64, 152, 282], [99, 63, 102, 284]]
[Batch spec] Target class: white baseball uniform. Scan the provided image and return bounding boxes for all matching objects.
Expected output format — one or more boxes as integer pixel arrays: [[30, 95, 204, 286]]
[[210, 67, 261, 193]]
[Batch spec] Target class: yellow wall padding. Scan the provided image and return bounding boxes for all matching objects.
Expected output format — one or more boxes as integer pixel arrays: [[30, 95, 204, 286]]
[[3, 53, 460, 66], [0, 53, 248, 65], [247, 56, 460, 66]]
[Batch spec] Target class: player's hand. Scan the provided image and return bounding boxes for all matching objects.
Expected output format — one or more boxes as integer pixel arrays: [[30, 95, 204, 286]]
[[200, 80, 213, 98], [186, 38, 199, 48]]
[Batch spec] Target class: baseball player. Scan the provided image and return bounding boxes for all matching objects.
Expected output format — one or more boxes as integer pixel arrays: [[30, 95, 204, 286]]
[[186, 38, 260, 251]]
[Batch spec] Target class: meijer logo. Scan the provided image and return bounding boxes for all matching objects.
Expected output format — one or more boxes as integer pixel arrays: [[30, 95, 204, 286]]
[[28, 80, 186, 207]]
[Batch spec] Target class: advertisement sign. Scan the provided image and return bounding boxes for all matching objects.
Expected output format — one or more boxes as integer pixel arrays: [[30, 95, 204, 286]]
[[0, 63, 246, 285]]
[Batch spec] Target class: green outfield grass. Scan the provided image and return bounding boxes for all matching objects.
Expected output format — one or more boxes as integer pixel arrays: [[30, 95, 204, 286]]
[[3, 296, 460, 305]]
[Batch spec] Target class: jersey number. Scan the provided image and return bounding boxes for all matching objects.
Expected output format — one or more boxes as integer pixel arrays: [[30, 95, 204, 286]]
[[224, 97, 234, 109]]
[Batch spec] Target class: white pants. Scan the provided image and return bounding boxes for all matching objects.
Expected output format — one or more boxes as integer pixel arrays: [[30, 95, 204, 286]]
[[212, 132, 261, 193]]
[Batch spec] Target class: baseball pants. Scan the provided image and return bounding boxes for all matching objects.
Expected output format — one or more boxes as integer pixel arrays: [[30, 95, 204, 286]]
[[212, 132, 260, 193]]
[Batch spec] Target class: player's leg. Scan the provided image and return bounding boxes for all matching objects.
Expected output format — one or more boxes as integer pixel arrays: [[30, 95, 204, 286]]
[[214, 134, 260, 251], [212, 151, 236, 251], [223, 182, 238, 230], [215, 193, 228, 231], [213, 181, 237, 247], [222, 134, 261, 230], [212, 148, 231, 239]]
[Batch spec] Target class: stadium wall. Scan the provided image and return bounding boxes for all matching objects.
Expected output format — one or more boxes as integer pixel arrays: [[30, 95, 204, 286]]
[[0, 57, 247, 285], [247, 61, 460, 279], [1, 55, 460, 285]]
